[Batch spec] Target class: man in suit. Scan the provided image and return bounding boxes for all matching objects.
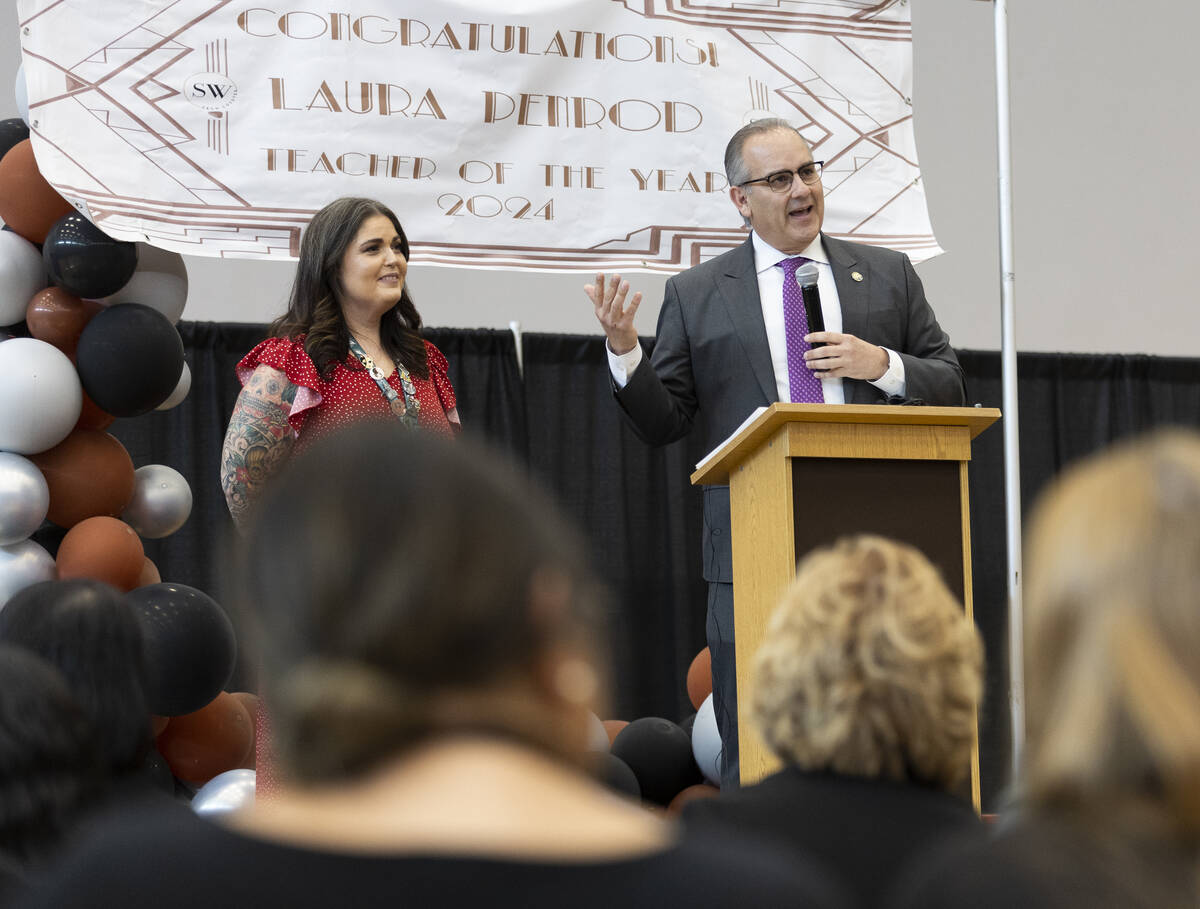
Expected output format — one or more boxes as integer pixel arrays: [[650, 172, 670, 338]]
[[586, 118, 965, 787]]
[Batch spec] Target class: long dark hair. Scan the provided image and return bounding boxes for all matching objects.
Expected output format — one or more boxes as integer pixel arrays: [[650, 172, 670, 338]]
[[0, 644, 106, 864], [271, 197, 429, 380]]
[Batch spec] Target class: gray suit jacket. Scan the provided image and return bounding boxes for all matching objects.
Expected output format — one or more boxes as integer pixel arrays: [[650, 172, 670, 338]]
[[614, 234, 966, 583]]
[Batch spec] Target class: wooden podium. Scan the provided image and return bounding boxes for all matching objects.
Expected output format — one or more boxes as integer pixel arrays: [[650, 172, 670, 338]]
[[691, 403, 1000, 804]]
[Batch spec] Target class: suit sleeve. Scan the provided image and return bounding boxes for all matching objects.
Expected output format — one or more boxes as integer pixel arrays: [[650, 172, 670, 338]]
[[611, 277, 699, 447], [894, 254, 967, 405]]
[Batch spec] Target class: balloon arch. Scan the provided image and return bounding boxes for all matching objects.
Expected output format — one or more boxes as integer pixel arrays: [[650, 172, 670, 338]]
[[0, 77, 256, 796]]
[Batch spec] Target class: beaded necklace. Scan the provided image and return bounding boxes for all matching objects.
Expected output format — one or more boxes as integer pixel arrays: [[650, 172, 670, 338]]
[[347, 334, 421, 430]]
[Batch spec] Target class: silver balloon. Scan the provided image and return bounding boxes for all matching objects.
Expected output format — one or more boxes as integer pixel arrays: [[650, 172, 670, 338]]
[[0, 452, 49, 545], [155, 361, 191, 411], [691, 693, 722, 786], [122, 464, 192, 539], [191, 769, 255, 817], [0, 539, 55, 609]]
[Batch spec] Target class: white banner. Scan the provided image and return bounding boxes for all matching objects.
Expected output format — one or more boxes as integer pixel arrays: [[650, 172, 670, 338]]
[[17, 0, 940, 270]]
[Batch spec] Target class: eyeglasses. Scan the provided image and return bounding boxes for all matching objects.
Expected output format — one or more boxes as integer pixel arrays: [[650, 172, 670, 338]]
[[738, 162, 824, 192]]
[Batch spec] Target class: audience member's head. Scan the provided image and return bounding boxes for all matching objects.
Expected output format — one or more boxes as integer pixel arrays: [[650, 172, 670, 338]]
[[1024, 429, 1200, 834], [0, 579, 152, 776], [752, 534, 982, 789], [234, 422, 608, 785], [0, 643, 106, 865]]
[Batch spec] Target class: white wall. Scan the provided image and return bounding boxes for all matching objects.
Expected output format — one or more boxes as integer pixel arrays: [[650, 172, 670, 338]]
[[6, 1, 1197, 355], [913, 0, 1200, 358]]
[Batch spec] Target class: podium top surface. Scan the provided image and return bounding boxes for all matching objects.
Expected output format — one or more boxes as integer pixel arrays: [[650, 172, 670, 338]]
[[691, 403, 1002, 485]]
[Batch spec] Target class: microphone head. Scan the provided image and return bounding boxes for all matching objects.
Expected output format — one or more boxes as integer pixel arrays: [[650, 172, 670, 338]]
[[795, 262, 820, 288]]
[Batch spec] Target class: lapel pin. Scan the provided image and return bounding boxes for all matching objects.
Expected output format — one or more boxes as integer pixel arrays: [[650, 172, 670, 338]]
[[851, 271, 863, 282]]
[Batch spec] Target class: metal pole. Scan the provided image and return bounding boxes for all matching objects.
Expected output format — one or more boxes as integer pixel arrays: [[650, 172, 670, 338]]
[[992, 0, 1025, 781], [509, 320, 524, 378]]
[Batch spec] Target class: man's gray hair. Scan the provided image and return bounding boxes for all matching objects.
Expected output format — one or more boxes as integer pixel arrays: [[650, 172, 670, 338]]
[[724, 118, 807, 186]]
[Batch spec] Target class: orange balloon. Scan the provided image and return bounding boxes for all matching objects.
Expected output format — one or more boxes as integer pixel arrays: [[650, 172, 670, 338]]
[[602, 719, 629, 745], [0, 140, 75, 244], [26, 287, 104, 361], [150, 715, 170, 737], [667, 783, 720, 815], [136, 555, 161, 587], [74, 391, 115, 432], [686, 647, 712, 711], [156, 691, 254, 784], [229, 692, 260, 769], [30, 428, 135, 527], [55, 515, 145, 591], [230, 691, 260, 725]]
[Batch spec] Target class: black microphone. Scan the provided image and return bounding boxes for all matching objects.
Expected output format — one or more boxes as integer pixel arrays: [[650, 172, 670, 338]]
[[794, 262, 825, 348]]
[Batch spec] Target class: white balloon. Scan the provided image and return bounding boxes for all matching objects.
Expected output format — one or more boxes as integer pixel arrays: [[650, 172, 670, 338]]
[[15, 64, 29, 127], [0, 338, 82, 455], [0, 539, 55, 609], [104, 244, 188, 323], [155, 361, 191, 410], [191, 769, 255, 817], [0, 452, 49, 545], [691, 693, 722, 786], [0, 231, 47, 326], [122, 464, 192, 539]]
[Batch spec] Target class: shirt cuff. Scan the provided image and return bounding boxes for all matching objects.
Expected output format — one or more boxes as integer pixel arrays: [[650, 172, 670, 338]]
[[607, 340, 643, 389], [868, 347, 906, 398]]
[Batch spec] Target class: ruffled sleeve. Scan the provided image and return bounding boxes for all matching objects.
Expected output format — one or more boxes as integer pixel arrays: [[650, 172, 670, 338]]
[[235, 336, 324, 436], [425, 341, 460, 427]]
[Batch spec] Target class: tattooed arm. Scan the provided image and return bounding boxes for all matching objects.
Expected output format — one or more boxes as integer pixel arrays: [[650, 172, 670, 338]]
[[220, 365, 299, 531]]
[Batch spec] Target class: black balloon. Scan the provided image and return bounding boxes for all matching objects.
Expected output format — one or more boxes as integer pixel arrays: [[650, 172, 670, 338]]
[[76, 303, 185, 417], [126, 583, 236, 717], [610, 717, 702, 806], [0, 118, 29, 163], [591, 751, 641, 800], [43, 212, 138, 298]]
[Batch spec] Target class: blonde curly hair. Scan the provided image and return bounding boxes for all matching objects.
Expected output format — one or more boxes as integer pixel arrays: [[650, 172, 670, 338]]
[[752, 534, 983, 789]]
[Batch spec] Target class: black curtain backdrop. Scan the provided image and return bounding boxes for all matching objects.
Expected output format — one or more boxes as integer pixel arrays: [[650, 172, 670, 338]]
[[104, 324, 1200, 811]]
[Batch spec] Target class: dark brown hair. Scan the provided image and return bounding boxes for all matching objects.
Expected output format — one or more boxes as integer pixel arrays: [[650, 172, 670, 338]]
[[0, 579, 151, 775], [0, 644, 106, 863], [233, 423, 609, 783], [271, 197, 428, 380]]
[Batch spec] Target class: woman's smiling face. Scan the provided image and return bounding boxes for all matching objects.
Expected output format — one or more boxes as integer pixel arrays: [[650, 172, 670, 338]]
[[337, 213, 408, 319]]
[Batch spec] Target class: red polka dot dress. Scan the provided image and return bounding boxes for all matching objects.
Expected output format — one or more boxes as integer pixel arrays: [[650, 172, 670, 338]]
[[236, 335, 460, 448], [234, 334, 459, 798]]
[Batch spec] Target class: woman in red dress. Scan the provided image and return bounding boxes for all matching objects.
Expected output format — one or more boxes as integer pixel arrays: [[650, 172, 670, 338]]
[[220, 196, 459, 530], [220, 198, 460, 794]]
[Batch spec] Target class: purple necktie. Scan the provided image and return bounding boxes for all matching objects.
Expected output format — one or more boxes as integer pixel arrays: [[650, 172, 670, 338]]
[[780, 256, 825, 403]]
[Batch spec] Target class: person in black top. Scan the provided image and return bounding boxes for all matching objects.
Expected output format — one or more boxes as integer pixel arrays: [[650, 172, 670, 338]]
[[892, 430, 1200, 909], [16, 424, 846, 909], [685, 534, 985, 907], [0, 645, 107, 900]]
